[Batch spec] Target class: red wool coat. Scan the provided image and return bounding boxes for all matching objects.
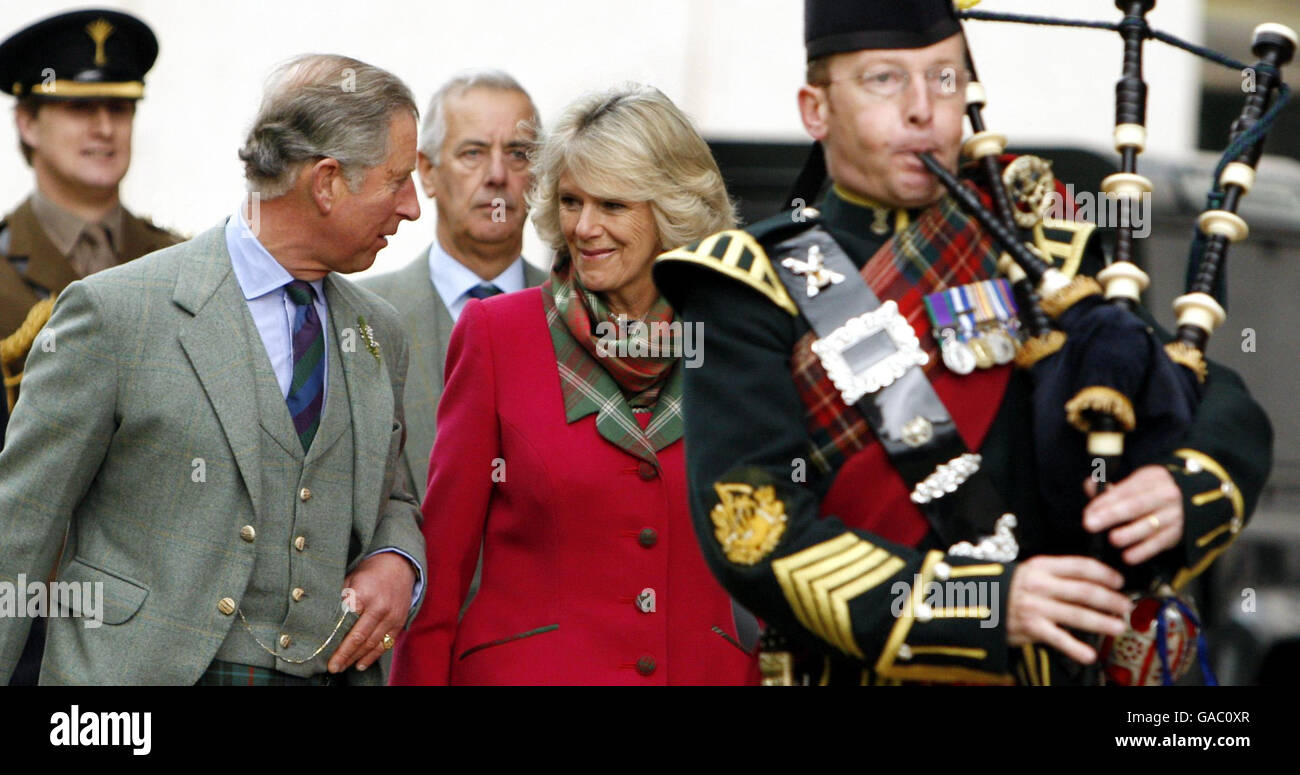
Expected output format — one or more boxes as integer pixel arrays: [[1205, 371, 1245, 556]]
[[389, 288, 760, 685]]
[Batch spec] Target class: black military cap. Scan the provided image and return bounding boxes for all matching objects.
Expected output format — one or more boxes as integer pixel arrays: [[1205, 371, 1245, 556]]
[[0, 9, 158, 100], [805, 0, 962, 60]]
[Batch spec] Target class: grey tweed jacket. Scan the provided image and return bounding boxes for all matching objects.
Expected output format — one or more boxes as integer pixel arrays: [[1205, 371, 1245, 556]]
[[0, 222, 425, 685]]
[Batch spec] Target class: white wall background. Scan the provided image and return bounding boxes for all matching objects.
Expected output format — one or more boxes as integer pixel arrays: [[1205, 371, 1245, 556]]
[[0, 0, 1205, 277]]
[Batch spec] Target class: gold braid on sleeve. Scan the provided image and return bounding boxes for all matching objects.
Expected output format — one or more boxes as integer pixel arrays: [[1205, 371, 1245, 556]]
[[1, 298, 55, 411]]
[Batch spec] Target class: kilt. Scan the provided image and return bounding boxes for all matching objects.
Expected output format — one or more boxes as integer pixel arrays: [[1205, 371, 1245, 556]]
[[195, 660, 344, 686]]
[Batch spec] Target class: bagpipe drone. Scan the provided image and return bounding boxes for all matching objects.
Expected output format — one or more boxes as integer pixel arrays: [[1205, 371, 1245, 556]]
[[916, 1, 1293, 685]]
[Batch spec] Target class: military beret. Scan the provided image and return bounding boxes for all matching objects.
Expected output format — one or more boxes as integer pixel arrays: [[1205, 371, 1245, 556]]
[[805, 0, 962, 60], [0, 9, 158, 100]]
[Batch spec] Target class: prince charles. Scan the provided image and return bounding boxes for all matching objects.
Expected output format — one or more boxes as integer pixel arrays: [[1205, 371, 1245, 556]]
[[0, 54, 426, 685]]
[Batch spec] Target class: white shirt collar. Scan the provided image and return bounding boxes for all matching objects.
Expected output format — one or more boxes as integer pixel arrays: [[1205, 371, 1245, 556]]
[[427, 238, 526, 311], [226, 205, 325, 302]]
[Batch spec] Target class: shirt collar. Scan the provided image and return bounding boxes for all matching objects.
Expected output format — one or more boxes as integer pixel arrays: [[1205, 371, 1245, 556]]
[[31, 189, 125, 256], [225, 204, 325, 302], [427, 238, 526, 307]]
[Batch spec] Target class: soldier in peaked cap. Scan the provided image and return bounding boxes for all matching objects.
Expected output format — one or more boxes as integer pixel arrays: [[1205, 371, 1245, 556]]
[[653, 0, 1272, 685], [0, 9, 181, 686], [0, 9, 182, 423]]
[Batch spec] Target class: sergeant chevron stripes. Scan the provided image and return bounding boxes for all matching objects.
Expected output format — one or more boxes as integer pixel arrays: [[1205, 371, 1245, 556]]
[[771, 533, 906, 660]]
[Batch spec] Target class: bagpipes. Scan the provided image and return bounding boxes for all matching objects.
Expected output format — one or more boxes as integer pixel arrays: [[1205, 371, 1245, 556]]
[[917, 1, 1294, 685]]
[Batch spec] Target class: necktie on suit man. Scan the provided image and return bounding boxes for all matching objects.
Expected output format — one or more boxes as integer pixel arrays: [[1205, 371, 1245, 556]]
[[466, 283, 504, 300], [285, 280, 324, 452]]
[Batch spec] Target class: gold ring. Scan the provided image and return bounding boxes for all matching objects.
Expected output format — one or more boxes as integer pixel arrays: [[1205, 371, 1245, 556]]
[[1147, 515, 1161, 532], [381, 633, 395, 650]]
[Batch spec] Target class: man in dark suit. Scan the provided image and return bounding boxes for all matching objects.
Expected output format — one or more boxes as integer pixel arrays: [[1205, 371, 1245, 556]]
[[361, 70, 547, 505]]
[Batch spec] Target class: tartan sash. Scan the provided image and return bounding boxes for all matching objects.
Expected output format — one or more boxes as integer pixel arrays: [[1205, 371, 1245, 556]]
[[791, 195, 1008, 475]]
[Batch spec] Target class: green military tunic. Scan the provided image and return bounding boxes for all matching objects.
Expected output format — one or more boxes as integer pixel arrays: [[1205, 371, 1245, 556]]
[[653, 186, 1272, 685]]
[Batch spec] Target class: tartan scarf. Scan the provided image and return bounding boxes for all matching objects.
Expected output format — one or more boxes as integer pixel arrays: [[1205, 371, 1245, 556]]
[[792, 192, 1003, 473], [542, 256, 684, 465]]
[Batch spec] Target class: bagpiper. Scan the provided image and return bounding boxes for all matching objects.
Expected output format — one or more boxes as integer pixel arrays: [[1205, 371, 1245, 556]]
[[653, 0, 1272, 685]]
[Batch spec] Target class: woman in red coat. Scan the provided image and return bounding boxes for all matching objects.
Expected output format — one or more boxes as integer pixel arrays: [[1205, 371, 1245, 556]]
[[390, 84, 761, 685]]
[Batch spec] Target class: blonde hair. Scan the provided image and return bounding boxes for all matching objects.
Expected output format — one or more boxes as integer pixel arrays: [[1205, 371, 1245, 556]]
[[529, 83, 735, 259]]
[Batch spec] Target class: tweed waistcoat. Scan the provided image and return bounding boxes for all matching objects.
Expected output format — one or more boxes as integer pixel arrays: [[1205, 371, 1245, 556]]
[[213, 305, 357, 675]]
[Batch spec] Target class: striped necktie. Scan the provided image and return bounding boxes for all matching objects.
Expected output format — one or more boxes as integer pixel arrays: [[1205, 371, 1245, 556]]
[[466, 283, 503, 300], [284, 280, 325, 452]]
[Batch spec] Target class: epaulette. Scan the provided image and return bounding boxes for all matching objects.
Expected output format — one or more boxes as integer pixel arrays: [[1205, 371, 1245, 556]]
[[657, 211, 820, 316]]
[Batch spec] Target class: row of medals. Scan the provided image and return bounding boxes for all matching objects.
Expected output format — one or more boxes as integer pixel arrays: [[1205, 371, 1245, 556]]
[[939, 324, 1018, 375], [928, 154, 1052, 376], [925, 278, 1022, 376]]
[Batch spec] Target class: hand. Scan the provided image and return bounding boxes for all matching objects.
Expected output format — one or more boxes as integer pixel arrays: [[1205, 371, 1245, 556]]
[[328, 552, 416, 673], [1006, 556, 1132, 664], [1083, 465, 1184, 565]]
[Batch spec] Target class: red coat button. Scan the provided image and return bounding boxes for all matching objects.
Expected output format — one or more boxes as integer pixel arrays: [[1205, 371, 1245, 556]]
[[636, 656, 657, 676], [637, 461, 658, 481], [638, 528, 658, 548]]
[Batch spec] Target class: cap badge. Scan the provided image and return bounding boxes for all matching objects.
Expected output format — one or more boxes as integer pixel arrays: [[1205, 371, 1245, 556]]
[[86, 18, 115, 67]]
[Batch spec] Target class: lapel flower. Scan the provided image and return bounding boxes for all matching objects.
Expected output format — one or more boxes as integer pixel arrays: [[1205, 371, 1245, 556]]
[[357, 315, 381, 364]]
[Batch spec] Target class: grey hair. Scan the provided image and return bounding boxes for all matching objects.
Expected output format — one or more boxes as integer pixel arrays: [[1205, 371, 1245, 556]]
[[528, 83, 736, 259], [418, 69, 537, 162], [239, 54, 418, 199]]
